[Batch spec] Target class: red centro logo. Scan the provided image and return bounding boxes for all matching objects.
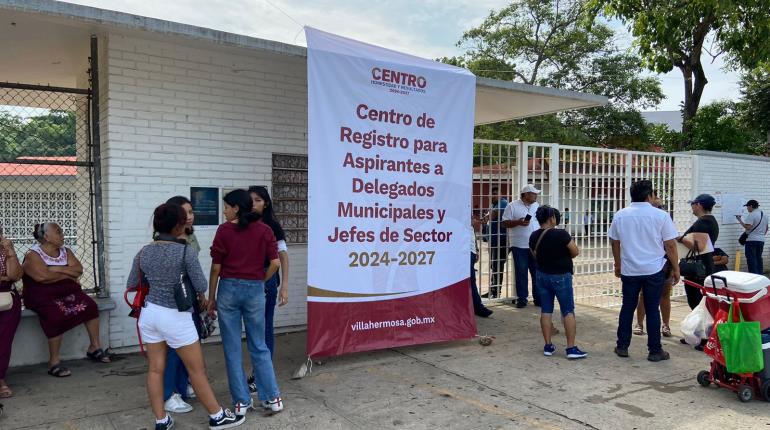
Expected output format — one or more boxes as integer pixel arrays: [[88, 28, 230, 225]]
[[371, 67, 427, 89]]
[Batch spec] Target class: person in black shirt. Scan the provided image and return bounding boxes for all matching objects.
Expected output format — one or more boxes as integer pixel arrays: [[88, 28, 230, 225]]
[[679, 194, 719, 310], [713, 248, 729, 272], [529, 206, 586, 359]]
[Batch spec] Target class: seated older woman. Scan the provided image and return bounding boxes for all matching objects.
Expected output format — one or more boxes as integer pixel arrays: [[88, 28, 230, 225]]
[[22, 223, 109, 377]]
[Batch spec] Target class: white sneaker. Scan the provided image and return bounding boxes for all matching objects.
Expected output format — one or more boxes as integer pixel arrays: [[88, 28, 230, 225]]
[[233, 399, 253, 417], [164, 393, 193, 413], [261, 397, 283, 414], [186, 384, 196, 399]]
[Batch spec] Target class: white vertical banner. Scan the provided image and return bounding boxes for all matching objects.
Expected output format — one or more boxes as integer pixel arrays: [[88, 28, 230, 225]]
[[306, 28, 477, 357]]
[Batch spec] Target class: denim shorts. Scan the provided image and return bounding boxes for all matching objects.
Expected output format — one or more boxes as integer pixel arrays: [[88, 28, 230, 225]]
[[536, 271, 575, 317]]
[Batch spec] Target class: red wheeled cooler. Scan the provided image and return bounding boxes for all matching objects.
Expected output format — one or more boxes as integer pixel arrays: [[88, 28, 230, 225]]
[[703, 271, 770, 330]]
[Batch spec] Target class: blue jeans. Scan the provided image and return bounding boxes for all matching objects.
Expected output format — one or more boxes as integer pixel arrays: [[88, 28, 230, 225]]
[[264, 271, 279, 357], [536, 272, 574, 317], [217, 278, 281, 404], [617, 270, 665, 353], [163, 349, 189, 401], [511, 247, 538, 305], [745, 241, 765, 275]]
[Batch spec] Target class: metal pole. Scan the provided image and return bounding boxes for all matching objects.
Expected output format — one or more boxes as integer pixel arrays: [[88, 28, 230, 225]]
[[90, 35, 108, 299]]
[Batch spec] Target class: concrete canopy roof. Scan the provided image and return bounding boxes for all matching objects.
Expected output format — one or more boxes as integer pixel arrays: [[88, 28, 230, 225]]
[[0, 0, 608, 124]]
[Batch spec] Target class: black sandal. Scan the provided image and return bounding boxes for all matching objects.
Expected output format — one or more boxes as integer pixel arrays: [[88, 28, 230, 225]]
[[86, 348, 111, 363], [47, 364, 71, 377]]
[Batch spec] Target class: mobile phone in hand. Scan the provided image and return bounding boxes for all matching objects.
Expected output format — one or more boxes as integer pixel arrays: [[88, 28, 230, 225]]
[[524, 214, 532, 221]]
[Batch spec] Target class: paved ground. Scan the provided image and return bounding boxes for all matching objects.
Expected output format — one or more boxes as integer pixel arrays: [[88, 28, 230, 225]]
[[2, 300, 769, 429]]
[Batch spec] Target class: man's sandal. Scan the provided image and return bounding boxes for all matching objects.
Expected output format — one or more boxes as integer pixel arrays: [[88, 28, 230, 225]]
[[47, 364, 71, 377]]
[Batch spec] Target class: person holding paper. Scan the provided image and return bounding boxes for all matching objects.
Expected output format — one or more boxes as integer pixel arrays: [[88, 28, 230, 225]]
[[736, 199, 767, 275], [678, 194, 719, 310]]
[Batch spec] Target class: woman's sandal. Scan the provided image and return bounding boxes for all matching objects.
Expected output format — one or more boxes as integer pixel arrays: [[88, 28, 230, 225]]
[[86, 348, 112, 363], [661, 324, 672, 337], [0, 384, 12, 398], [47, 364, 71, 378]]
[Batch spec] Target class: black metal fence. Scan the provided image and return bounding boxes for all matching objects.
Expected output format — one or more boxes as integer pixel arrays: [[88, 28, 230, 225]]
[[0, 83, 100, 293]]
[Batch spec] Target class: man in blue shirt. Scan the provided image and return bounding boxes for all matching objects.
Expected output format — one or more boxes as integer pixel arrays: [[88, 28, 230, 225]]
[[484, 186, 508, 298]]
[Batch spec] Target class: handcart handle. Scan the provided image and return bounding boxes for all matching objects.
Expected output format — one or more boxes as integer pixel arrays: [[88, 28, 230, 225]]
[[709, 275, 727, 297], [703, 287, 767, 304]]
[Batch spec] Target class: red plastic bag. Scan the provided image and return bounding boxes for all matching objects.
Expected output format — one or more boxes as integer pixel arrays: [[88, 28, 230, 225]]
[[704, 306, 730, 365]]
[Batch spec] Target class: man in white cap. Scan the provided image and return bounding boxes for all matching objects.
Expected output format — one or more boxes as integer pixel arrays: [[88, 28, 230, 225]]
[[502, 184, 541, 308]]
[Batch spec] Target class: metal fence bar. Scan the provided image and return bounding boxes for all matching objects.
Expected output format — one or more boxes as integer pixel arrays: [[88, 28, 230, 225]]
[[473, 140, 695, 308], [0, 80, 99, 294]]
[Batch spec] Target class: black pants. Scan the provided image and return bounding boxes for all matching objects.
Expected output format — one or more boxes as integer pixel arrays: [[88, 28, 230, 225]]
[[489, 241, 507, 297], [684, 281, 703, 310], [470, 253, 484, 312]]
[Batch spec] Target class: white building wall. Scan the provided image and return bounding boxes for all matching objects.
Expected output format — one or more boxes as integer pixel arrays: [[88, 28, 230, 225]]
[[691, 151, 770, 272], [101, 33, 308, 348]]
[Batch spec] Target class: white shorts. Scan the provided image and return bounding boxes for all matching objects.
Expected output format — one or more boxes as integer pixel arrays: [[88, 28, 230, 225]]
[[138, 302, 199, 349]]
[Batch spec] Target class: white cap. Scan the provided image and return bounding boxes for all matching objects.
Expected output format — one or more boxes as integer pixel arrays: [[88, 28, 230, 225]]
[[521, 184, 542, 194]]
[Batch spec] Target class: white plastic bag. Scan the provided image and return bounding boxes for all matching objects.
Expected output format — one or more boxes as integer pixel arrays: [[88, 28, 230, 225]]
[[680, 297, 714, 346]]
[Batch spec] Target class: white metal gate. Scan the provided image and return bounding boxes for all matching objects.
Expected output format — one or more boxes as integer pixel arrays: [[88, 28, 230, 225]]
[[473, 140, 694, 307]]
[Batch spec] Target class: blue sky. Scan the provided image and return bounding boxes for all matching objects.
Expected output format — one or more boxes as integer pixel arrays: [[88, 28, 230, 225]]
[[69, 0, 741, 111]]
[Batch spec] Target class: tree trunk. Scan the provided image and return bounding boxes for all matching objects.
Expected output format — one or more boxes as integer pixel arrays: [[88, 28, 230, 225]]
[[678, 62, 708, 151]]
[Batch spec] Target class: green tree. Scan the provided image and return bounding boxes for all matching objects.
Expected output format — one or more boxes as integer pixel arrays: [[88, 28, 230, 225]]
[[452, 0, 662, 149], [0, 110, 76, 160], [591, 0, 770, 150], [740, 65, 770, 150], [649, 101, 765, 155]]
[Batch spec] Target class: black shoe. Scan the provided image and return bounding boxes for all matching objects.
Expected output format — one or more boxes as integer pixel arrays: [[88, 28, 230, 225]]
[[475, 307, 493, 318], [533, 301, 541, 307], [614, 347, 629, 358], [647, 350, 670, 362], [679, 338, 688, 345], [515, 302, 527, 308], [209, 409, 245, 429], [155, 416, 174, 430], [694, 344, 704, 352], [480, 292, 490, 299]]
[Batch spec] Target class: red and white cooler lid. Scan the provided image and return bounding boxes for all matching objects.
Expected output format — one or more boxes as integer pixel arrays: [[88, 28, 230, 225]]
[[704, 271, 770, 293]]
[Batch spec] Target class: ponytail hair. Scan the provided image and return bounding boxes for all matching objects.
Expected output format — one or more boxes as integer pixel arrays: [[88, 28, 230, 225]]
[[32, 223, 49, 243], [223, 189, 260, 230]]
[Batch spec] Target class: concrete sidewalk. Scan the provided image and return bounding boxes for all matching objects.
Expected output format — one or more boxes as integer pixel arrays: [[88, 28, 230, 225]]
[[2, 301, 768, 429]]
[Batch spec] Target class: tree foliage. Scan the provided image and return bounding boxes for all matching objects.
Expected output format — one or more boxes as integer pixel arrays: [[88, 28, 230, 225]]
[[451, 0, 663, 150], [650, 101, 766, 155], [591, 0, 770, 150], [741, 65, 770, 145], [0, 110, 76, 160]]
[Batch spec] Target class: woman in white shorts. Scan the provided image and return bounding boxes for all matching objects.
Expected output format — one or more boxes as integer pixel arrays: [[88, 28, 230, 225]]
[[127, 203, 243, 430]]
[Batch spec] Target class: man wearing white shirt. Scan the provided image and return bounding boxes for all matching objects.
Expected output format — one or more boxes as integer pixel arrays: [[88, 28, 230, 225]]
[[502, 184, 541, 308], [608, 180, 680, 362]]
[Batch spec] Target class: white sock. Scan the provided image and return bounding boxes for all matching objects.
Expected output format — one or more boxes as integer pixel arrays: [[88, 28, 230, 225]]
[[209, 408, 224, 420], [156, 414, 170, 424]]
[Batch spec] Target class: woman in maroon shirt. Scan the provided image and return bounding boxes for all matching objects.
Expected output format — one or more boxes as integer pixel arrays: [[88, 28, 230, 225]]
[[208, 189, 283, 418]]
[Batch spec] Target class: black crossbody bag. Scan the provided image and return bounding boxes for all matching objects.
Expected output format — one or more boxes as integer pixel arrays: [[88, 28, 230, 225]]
[[739, 211, 763, 246], [174, 244, 193, 311]]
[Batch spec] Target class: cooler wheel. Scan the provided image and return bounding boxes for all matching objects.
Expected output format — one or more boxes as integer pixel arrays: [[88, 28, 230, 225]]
[[697, 370, 711, 387], [737, 384, 753, 402]]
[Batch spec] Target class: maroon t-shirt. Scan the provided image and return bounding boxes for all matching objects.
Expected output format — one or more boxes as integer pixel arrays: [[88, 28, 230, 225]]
[[210, 221, 278, 280]]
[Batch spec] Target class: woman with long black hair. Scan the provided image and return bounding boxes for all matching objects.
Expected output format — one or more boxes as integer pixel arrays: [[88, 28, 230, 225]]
[[208, 189, 283, 421], [247, 186, 289, 354]]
